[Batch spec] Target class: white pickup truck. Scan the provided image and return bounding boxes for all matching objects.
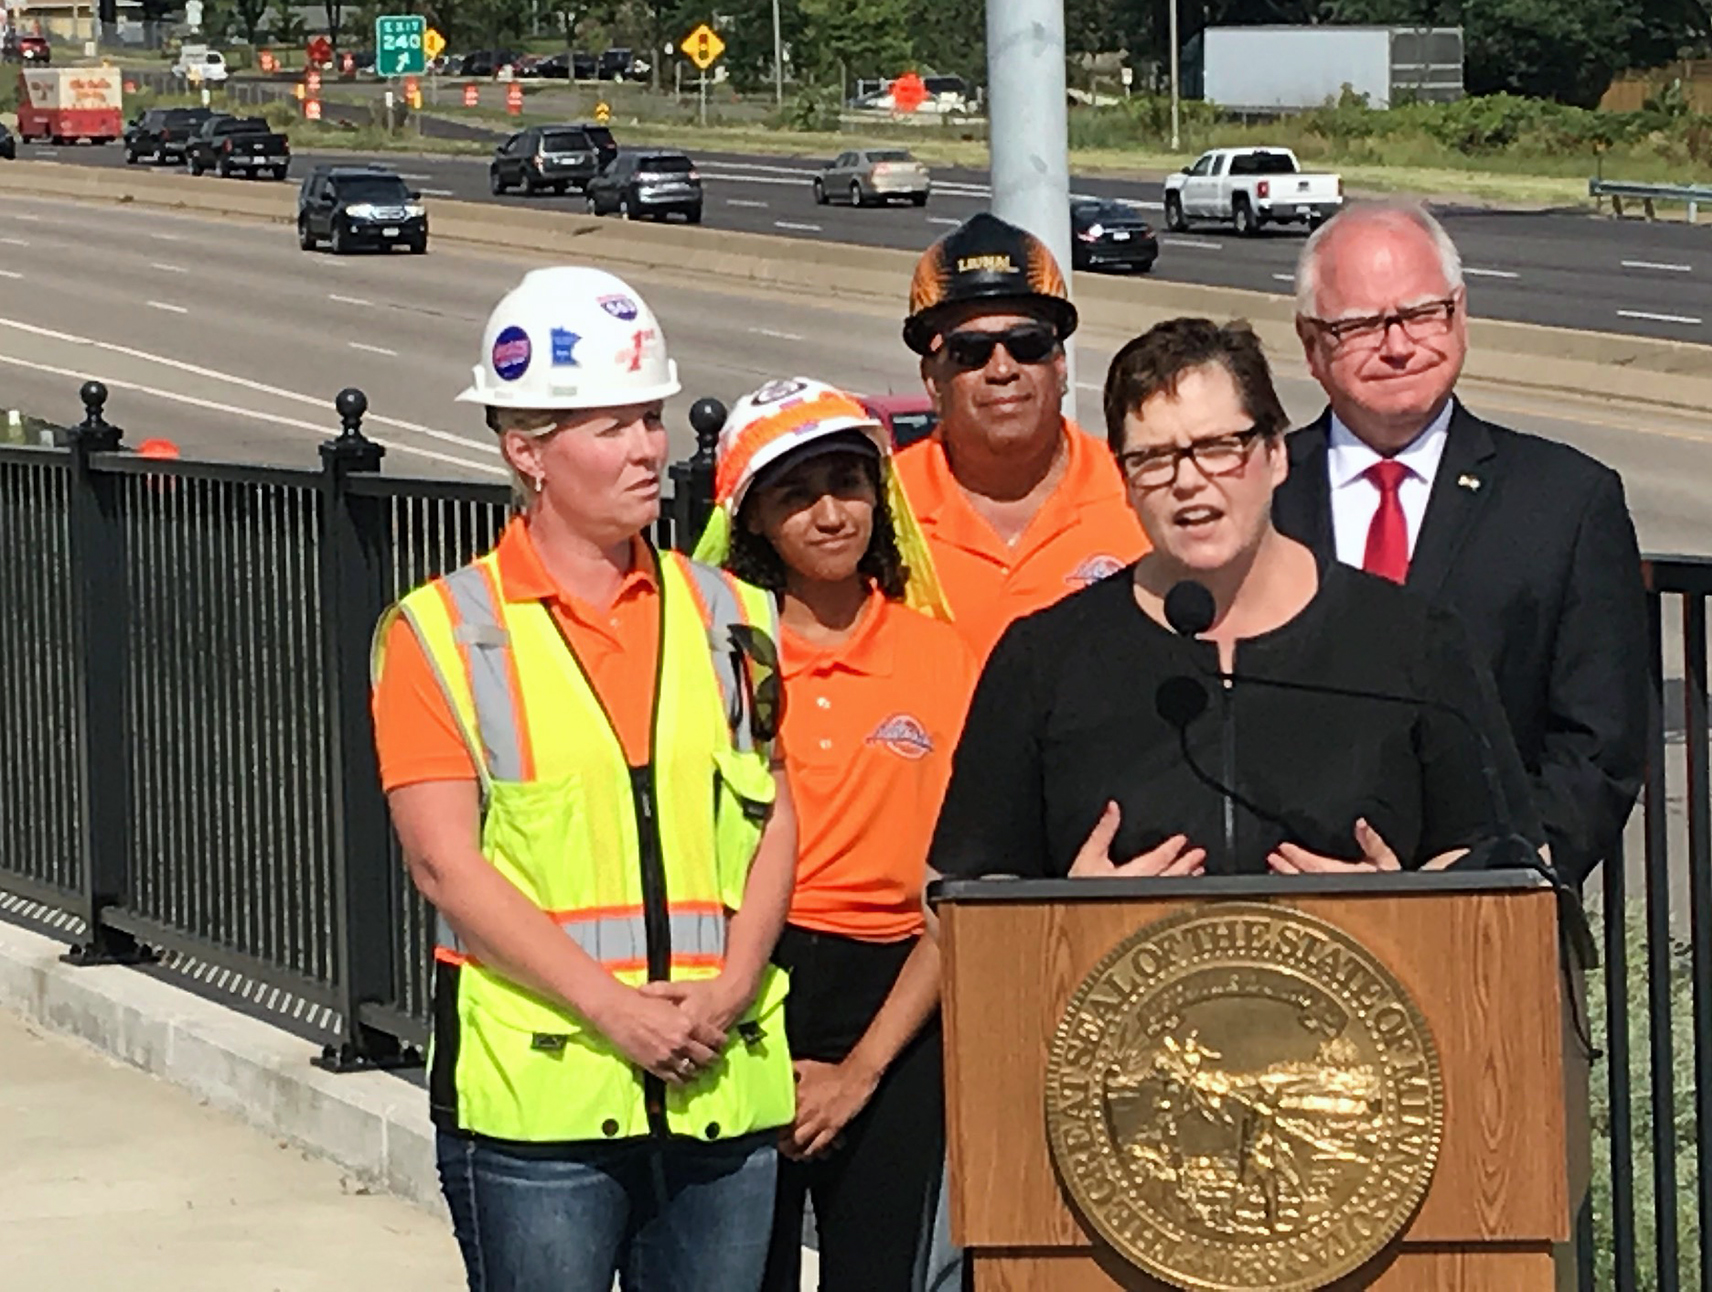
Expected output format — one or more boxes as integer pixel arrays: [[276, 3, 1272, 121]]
[[1163, 147, 1343, 236]]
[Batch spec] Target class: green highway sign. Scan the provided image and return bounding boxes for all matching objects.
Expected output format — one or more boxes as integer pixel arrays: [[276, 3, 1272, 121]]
[[375, 14, 427, 77]]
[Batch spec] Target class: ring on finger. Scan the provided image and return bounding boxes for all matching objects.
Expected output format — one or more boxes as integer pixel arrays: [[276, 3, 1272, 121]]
[[676, 1057, 696, 1078]]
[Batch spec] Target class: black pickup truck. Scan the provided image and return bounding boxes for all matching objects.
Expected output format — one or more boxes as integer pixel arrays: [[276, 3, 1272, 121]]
[[123, 106, 216, 165], [185, 116, 291, 180]]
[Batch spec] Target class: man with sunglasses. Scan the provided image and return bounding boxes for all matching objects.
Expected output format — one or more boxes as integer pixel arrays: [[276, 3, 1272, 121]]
[[896, 212, 1147, 662], [1274, 201, 1646, 889]]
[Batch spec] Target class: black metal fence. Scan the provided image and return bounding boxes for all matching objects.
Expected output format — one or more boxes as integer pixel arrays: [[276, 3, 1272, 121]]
[[0, 381, 722, 1069], [0, 381, 1709, 1286]]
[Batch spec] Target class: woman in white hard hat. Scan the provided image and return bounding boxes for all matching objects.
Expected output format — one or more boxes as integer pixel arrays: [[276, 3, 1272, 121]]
[[371, 266, 799, 1292], [696, 379, 974, 1292]]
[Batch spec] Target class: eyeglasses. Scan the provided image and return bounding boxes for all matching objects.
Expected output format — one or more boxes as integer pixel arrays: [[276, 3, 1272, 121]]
[[1116, 427, 1267, 489], [727, 622, 783, 746], [1306, 296, 1459, 350], [940, 323, 1059, 371]]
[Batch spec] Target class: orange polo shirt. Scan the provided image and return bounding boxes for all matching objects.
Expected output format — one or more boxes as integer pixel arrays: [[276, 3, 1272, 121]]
[[373, 518, 661, 790], [893, 421, 1148, 662], [781, 592, 978, 941]]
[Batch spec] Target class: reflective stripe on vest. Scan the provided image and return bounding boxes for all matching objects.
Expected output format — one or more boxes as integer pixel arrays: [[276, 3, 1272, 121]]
[[435, 905, 727, 973]]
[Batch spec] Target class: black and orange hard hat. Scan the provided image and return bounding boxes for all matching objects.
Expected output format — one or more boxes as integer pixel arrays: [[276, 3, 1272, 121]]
[[902, 212, 1078, 356]]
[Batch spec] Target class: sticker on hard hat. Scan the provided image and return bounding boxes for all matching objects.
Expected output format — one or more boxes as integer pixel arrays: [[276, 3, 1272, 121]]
[[492, 326, 532, 382], [617, 328, 657, 372], [551, 329, 581, 367], [599, 294, 639, 321], [751, 378, 809, 406]]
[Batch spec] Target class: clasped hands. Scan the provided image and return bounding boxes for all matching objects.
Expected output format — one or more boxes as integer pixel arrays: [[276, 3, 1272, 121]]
[[1069, 801, 1425, 877], [595, 974, 746, 1088]]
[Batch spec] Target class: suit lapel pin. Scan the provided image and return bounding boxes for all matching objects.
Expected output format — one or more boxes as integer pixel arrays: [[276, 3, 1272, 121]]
[[1457, 474, 1481, 492]]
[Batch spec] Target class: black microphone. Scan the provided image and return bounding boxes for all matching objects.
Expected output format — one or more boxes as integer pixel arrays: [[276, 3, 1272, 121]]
[[1160, 579, 1596, 966]]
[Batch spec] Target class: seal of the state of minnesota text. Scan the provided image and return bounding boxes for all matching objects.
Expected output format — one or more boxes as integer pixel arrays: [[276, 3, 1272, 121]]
[[1044, 903, 1443, 1291]]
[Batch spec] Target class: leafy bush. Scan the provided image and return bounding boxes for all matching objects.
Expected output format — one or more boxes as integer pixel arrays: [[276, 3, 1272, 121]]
[[777, 85, 841, 133]]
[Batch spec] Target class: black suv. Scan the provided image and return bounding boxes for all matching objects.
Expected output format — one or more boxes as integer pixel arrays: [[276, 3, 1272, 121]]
[[489, 123, 616, 196], [585, 150, 702, 223], [124, 107, 214, 165], [297, 166, 427, 255], [0, 122, 14, 161]]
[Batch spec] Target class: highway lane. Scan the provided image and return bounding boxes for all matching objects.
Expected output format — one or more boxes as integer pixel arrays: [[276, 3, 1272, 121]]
[[14, 138, 1712, 345], [0, 190, 1708, 558]]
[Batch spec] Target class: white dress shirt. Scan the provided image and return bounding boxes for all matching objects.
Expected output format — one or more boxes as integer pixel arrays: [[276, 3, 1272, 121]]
[[1325, 404, 1453, 570]]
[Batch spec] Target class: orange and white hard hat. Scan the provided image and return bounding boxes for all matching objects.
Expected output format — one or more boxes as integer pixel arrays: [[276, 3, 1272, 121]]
[[711, 377, 888, 516], [693, 377, 950, 621]]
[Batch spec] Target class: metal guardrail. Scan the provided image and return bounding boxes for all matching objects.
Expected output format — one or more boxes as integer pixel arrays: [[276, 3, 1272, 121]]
[[0, 380, 1708, 1287], [1590, 177, 1712, 222]]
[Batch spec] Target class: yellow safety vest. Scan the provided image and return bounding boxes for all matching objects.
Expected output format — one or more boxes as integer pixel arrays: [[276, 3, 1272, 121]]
[[373, 545, 794, 1144]]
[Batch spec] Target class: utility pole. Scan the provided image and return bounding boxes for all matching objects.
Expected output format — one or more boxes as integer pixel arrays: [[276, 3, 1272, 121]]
[[1169, 0, 1181, 151], [771, 0, 783, 106], [986, 0, 1075, 419]]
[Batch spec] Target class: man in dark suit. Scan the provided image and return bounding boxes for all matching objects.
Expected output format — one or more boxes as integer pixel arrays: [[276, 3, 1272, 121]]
[[1273, 202, 1647, 887]]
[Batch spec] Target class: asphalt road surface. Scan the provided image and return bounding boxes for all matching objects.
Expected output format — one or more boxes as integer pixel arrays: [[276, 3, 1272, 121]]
[[14, 136, 1712, 345], [0, 190, 1707, 561]]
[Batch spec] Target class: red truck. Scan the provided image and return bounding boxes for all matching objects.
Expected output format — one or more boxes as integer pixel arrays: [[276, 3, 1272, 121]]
[[16, 66, 123, 144]]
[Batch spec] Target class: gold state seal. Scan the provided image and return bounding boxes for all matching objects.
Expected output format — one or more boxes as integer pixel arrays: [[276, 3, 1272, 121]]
[[1044, 903, 1443, 1291]]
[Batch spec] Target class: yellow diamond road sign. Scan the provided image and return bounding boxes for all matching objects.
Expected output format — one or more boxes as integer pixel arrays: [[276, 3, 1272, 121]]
[[681, 22, 724, 71], [423, 26, 446, 60]]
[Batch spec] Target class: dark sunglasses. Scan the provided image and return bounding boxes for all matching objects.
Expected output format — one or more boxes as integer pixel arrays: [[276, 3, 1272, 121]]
[[940, 323, 1059, 371], [727, 622, 783, 746]]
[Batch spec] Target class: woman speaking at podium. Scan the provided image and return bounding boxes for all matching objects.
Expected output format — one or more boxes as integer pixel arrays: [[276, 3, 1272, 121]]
[[927, 317, 1541, 882]]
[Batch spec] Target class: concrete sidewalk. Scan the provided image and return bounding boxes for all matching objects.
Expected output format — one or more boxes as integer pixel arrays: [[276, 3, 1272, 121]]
[[1, 1006, 464, 1291]]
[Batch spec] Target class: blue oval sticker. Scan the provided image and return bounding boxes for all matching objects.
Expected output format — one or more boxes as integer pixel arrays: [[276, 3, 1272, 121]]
[[492, 325, 532, 382]]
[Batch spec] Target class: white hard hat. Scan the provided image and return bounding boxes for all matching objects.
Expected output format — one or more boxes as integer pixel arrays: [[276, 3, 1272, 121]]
[[457, 266, 681, 410], [712, 378, 887, 516]]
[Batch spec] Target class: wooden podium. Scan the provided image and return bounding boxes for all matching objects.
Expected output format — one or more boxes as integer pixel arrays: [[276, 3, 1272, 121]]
[[935, 872, 1590, 1291]]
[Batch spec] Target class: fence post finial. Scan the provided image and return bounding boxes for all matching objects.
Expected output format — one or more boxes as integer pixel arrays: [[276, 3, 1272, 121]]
[[74, 380, 123, 453], [320, 387, 385, 473]]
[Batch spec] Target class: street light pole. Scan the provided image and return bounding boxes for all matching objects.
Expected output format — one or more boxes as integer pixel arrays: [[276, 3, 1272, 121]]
[[771, 0, 783, 106], [986, 0, 1075, 419], [1168, 0, 1181, 152]]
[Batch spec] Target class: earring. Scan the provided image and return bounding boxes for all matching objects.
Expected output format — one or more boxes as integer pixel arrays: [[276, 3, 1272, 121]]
[[531, 474, 545, 493]]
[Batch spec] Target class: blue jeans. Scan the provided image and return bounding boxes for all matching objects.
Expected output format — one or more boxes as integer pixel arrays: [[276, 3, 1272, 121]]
[[437, 1131, 778, 1292], [916, 1158, 967, 1292]]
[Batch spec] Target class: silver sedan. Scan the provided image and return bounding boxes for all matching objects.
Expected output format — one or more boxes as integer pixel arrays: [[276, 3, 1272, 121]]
[[813, 148, 931, 208]]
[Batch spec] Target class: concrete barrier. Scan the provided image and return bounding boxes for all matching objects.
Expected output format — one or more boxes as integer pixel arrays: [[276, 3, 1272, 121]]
[[4, 161, 1710, 410]]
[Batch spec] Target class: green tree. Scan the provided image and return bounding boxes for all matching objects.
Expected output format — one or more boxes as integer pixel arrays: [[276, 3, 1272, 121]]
[[908, 0, 985, 82], [795, 0, 911, 82], [231, 0, 268, 45]]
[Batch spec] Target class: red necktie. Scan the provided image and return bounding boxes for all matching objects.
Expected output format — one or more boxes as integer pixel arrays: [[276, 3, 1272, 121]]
[[1362, 460, 1410, 584]]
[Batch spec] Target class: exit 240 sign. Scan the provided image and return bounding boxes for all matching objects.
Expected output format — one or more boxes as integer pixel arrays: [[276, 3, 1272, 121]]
[[375, 14, 426, 77]]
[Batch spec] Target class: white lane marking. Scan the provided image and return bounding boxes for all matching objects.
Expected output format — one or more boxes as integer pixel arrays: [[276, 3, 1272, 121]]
[[397, 172, 432, 180], [725, 198, 768, 208], [147, 300, 188, 314], [0, 269, 21, 280], [1464, 267, 1519, 279], [1616, 308, 1702, 326], [926, 216, 961, 226], [150, 262, 187, 273], [329, 292, 372, 306], [1271, 273, 1294, 282], [0, 236, 29, 247], [151, 232, 182, 241], [749, 326, 804, 342], [1075, 381, 1103, 393], [32, 148, 56, 158], [1622, 259, 1693, 273], [774, 220, 822, 232], [0, 348, 499, 474], [1161, 236, 1221, 250], [349, 341, 398, 356], [0, 316, 498, 457], [11, 214, 40, 222], [419, 188, 455, 197]]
